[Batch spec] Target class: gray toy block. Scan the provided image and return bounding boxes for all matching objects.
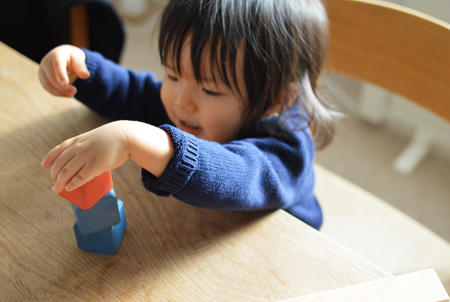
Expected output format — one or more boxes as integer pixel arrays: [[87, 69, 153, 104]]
[[72, 190, 121, 235], [71, 189, 116, 220]]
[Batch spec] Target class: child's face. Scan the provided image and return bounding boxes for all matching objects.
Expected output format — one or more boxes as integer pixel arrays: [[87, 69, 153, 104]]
[[160, 44, 246, 144]]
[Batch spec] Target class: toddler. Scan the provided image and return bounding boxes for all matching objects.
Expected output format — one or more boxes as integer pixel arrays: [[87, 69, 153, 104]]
[[39, 0, 335, 230]]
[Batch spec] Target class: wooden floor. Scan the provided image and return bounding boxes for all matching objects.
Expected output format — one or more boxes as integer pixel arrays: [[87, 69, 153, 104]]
[[116, 2, 450, 243]]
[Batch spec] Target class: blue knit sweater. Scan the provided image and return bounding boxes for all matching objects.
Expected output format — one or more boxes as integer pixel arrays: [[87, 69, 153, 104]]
[[74, 49, 322, 229]]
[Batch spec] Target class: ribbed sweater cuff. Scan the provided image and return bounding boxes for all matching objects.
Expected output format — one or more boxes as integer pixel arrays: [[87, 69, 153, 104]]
[[141, 125, 199, 196]]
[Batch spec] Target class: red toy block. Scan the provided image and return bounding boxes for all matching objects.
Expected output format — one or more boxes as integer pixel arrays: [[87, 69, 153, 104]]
[[59, 171, 114, 210]]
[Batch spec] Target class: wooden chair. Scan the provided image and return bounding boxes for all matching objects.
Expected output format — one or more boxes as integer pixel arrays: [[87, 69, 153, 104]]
[[315, 0, 450, 293], [69, 4, 90, 49], [69, 1, 124, 63]]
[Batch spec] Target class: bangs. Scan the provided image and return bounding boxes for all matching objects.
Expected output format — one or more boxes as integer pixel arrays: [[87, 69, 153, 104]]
[[159, 0, 243, 97]]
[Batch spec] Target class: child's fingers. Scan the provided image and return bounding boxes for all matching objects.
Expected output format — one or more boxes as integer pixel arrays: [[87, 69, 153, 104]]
[[50, 151, 76, 184], [41, 143, 64, 169], [68, 71, 78, 84], [38, 76, 64, 97], [63, 165, 96, 192], [41, 147, 60, 169], [40, 61, 77, 96], [38, 67, 67, 97], [52, 159, 86, 193], [38, 45, 88, 98], [41, 137, 76, 169], [39, 72, 76, 97], [52, 52, 71, 86], [70, 57, 90, 80], [66, 49, 90, 81]]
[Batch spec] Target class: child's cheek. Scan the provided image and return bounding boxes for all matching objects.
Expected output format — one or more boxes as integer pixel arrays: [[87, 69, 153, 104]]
[[160, 86, 175, 123]]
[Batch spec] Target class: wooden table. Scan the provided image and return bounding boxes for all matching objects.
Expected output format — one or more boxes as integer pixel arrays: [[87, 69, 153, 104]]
[[0, 41, 391, 301]]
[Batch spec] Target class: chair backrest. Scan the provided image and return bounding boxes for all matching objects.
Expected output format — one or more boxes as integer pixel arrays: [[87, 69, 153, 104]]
[[69, 4, 90, 49], [325, 0, 450, 123], [318, 2, 450, 292]]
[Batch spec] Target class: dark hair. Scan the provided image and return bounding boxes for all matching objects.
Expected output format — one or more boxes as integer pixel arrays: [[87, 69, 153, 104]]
[[159, 0, 335, 149]]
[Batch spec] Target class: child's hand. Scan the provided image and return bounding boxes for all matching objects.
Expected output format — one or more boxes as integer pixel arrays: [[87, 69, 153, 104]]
[[41, 121, 174, 194], [38, 45, 90, 98], [41, 122, 130, 193]]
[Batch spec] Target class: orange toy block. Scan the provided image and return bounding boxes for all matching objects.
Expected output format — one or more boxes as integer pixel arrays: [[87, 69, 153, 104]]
[[59, 171, 114, 210]]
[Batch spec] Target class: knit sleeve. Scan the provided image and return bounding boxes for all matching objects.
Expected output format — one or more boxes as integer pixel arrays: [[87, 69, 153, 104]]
[[73, 49, 171, 126], [141, 124, 322, 229], [141, 125, 199, 196]]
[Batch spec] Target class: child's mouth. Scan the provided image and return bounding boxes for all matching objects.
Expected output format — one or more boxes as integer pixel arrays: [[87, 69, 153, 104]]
[[179, 120, 202, 136]]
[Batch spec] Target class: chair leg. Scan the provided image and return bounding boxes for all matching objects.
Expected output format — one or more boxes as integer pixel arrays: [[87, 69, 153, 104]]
[[393, 126, 432, 175], [358, 83, 390, 126]]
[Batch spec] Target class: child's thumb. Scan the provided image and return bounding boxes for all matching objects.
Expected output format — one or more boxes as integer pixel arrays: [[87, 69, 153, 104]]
[[68, 52, 91, 80], [74, 64, 90, 80]]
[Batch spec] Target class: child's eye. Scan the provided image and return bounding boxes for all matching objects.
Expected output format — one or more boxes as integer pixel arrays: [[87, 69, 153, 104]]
[[203, 88, 221, 96], [167, 75, 178, 82]]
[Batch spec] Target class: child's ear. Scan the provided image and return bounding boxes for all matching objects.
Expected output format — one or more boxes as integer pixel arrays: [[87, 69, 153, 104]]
[[264, 83, 299, 117]]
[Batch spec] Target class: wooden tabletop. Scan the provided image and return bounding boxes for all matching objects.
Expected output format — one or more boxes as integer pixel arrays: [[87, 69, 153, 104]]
[[0, 41, 391, 301]]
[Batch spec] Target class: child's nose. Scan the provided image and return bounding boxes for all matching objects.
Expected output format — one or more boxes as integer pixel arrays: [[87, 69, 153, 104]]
[[176, 90, 197, 113]]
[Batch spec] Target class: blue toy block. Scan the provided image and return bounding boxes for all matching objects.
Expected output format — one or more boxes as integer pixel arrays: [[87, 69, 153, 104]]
[[72, 195, 121, 235], [73, 199, 127, 255], [102, 188, 116, 199], [71, 189, 116, 220]]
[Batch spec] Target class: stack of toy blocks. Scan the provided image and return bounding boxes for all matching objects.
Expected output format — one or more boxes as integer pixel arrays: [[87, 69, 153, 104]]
[[59, 171, 127, 255]]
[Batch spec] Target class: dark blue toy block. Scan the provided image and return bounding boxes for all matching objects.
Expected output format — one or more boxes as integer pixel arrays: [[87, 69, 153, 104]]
[[73, 199, 127, 255], [102, 188, 116, 199], [72, 193, 121, 235], [71, 189, 116, 220]]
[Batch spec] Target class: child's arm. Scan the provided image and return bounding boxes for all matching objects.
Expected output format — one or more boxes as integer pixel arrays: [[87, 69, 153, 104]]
[[141, 124, 320, 229], [38, 45, 91, 98], [41, 121, 174, 193], [39, 46, 169, 125]]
